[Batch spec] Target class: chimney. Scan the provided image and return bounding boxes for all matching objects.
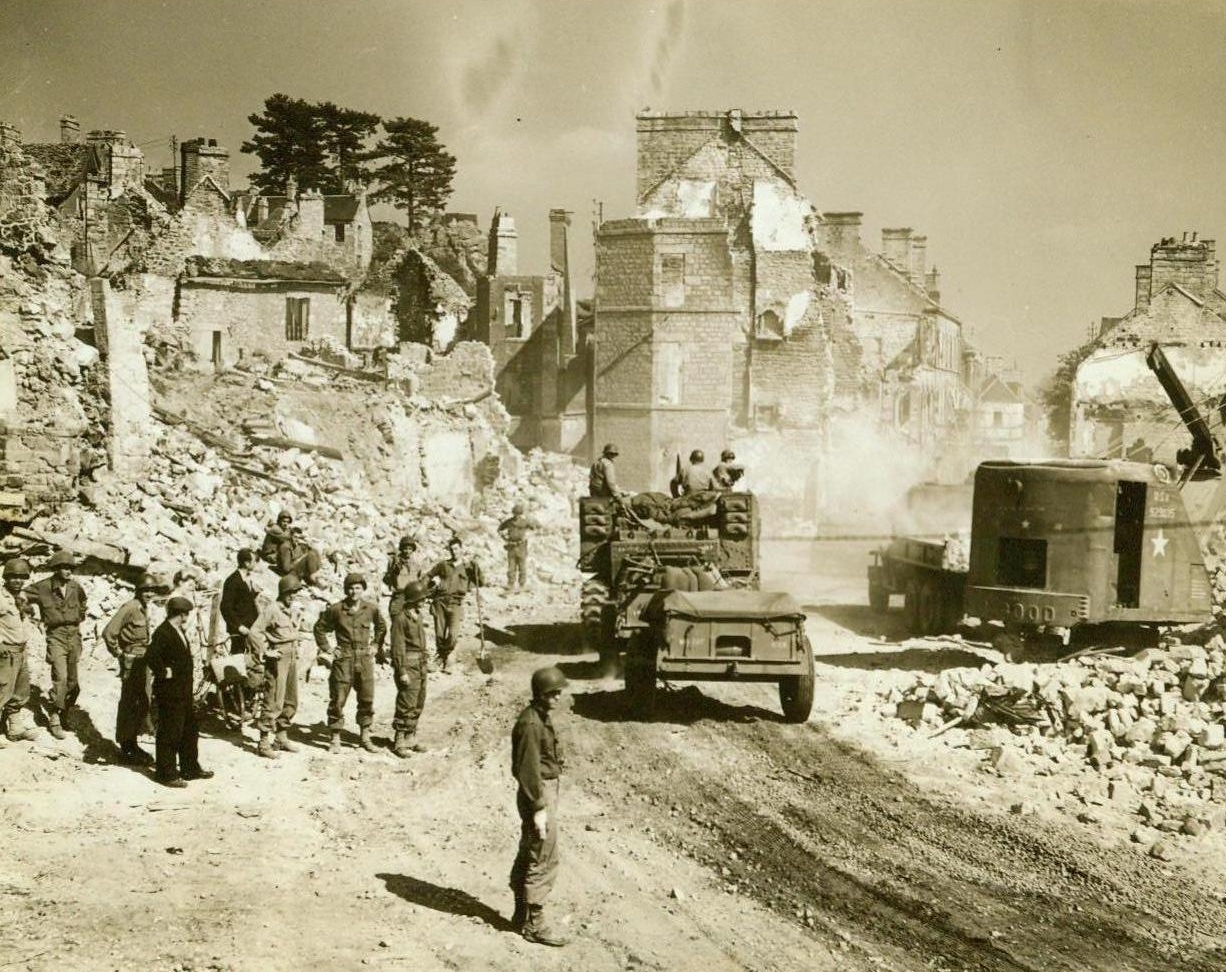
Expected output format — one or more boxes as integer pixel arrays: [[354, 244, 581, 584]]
[[550, 208, 576, 355], [160, 166, 177, 194], [59, 114, 80, 143], [909, 234, 927, 284], [881, 227, 913, 271], [820, 212, 861, 262], [1134, 265, 1152, 312], [179, 136, 230, 204], [925, 266, 941, 304], [488, 209, 518, 276]]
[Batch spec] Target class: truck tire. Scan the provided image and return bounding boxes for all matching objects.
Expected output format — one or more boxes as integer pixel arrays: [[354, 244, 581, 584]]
[[581, 577, 613, 665], [868, 576, 889, 613], [779, 637, 815, 723]]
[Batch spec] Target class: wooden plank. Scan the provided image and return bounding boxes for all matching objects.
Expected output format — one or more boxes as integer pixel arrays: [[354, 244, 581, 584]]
[[288, 352, 385, 383], [249, 436, 344, 460], [10, 526, 131, 566]]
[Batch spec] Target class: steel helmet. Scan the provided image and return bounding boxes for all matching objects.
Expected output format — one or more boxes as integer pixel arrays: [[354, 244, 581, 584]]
[[2, 557, 31, 579], [531, 665, 568, 698], [689, 449, 705, 464], [398, 535, 417, 551], [512, 502, 525, 515], [136, 572, 166, 593], [343, 572, 366, 591], [602, 443, 619, 458], [720, 449, 736, 461], [278, 574, 303, 597], [401, 579, 431, 606], [45, 550, 79, 570]]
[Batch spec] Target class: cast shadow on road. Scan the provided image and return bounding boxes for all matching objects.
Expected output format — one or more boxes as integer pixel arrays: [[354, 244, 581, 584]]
[[481, 621, 586, 657], [571, 684, 781, 726], [375, 873, 513, 931], [807, 604, 912, 640], [815, 646, 993, 674]]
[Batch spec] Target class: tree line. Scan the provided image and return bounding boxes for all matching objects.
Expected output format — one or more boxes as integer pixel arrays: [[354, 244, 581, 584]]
[[240, 94, 457, 234]]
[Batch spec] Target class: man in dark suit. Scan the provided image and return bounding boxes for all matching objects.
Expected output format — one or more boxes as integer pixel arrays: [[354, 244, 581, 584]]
[[146, 596, 213, 788], [220, 549, 259, 655]]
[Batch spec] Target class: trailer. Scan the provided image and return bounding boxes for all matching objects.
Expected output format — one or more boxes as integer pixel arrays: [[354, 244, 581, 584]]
[[868, 536, 967, 635]]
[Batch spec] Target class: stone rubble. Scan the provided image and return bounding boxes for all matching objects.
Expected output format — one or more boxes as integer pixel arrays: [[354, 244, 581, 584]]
[[889, 637, 1226, 845]]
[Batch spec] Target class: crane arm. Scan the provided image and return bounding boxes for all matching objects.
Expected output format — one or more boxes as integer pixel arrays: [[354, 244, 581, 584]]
[[1145, 343, 1222, 476]]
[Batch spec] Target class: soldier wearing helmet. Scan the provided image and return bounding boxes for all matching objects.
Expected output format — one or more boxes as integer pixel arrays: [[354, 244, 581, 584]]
[[588, 443, 626, 498], [103, 571, 166, 765], [672, 448, 716, 496], [314, 572, 387, 754], [247, 573, 307, 759], [0, 558, 35, 743], [24, 550, 87, 740], [498, 501, 536, 591], [712, 448, 745, 492], [509, 665, 569, 946], [389, 578, 432, 758]]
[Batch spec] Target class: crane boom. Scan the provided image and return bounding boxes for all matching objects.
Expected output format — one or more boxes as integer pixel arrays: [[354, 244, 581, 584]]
[[1145, 343, 1224, 479]]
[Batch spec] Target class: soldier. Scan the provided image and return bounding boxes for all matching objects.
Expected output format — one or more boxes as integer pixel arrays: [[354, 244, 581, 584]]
[[220, 549, 259, 656], [509, 665, 569, 946], [390, 579, 431, 758], [102, 572, 164, 765], [588, 443, 626, 498], [498, 502, 534, 590], [247, 573, 305, 759], [673, 449, 716, 496], [426, 537, 483, 674], [712, 449, 745, 491], [24, 550, 87, 740], [384, 535, 422, 663], [0, 558, 36, 743], [260, 511, 321, 584], [314, 572, 387, 754], [146, 596, 213, 788]]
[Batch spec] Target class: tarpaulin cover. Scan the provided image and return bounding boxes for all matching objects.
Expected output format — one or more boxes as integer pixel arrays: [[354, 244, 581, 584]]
[[651, 589, 803, 621]]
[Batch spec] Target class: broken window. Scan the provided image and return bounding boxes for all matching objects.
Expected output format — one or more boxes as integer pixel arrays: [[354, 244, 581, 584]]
[[656, 342, 683, 405], [754, 402, 782, 429], [334, 223, 346, 243], [505, 291, 532, 339], [997, 537, 1046, 589], [285, 297, 310, 341], [756, 310, 784, 341], [661, 254, 685, 308]]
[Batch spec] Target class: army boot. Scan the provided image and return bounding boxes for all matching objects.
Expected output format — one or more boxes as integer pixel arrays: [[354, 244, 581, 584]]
[[329, 731, 343, 754], [510, 890, 527, 931], [359, 727, 379, 753], [392, 731, 410, 758], [274, 730, 298, 753], [521, 904, 566, 947], [46, 713, 66, 740], [257, 732, 280, 759]]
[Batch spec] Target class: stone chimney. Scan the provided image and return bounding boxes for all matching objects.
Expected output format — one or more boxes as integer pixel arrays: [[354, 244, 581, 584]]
[[488, 209, 518, 276], [1134, 264, 1152, 313], [820, 212, 861, 263], [0, 122, 20, 147], [881, 227, 913, 271], [179, 137, 230, 205], [909, 234, 927, 284], [550, 208, 576, 355], [925, 267, 941, 304], [86, 130, 143, 194], [59, 115, 80, 143], [1147, 233, 1218, 302]]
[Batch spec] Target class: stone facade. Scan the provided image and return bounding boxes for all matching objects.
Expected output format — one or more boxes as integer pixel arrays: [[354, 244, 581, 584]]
[[1072, 234, 1226, 460]]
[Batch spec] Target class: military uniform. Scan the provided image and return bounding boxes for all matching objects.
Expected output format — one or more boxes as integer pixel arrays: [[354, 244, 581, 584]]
[[103, 597, 153, 750], [385, 554, 422, 660], [426, 559, 481, 667], [0, 586, 31, 737], [588, 456, 620, 497], [314, 598, 386, 733], [391, 598, 428, 743], [146, 617, 204, 782], [247, 599, 302, 736], [24, 576, 87, 718], [675, 462, 716, 494], [510, 701, 563, 907], [498, 514, 531, 589]]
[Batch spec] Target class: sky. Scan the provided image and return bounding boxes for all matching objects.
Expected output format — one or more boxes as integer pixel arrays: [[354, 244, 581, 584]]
[[3, 0, 1225, 381]]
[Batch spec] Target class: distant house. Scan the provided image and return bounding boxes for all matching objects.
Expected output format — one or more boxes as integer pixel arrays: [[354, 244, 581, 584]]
[[974, 372, 1025, 457], [236, 189, 372, 275]]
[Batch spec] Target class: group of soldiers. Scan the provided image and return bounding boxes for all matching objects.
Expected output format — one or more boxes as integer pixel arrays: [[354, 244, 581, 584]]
[[589, 442, 746, 498]]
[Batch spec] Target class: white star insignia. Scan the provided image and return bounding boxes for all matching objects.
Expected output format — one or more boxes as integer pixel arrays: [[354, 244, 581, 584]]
[[1151, 530, 1169, 558]]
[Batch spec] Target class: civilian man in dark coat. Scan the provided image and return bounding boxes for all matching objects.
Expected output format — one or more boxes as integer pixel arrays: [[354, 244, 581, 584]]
[[220, 548, 259, 655], [146, 596, 213, 788]]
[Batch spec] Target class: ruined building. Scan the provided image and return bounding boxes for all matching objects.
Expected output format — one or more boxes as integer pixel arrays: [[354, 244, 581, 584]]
[[1072, 233, 1226, 460], [471, 209, 587, 453]]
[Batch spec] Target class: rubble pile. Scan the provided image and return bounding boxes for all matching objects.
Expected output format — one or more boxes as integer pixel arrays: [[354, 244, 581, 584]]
[[891, 640, 1226, 842]]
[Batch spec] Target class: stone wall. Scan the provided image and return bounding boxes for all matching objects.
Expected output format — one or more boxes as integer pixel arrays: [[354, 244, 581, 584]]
[[90, 278, 151, 476]]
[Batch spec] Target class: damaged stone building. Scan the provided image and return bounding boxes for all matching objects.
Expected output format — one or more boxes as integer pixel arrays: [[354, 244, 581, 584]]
[[1072, 232, 1226, 461]]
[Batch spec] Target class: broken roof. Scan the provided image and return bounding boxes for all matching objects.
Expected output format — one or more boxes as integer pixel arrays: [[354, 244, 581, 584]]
[[182, 255, 346, 284]]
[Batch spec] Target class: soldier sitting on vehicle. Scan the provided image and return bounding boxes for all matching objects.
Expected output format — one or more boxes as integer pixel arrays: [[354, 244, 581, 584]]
[[672, 449, 716, 497], [589, 443, 627, 499], [712, 450, 745, 491]]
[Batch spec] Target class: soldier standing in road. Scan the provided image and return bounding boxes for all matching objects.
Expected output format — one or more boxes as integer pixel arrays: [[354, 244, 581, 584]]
[[146, 596, 213, 788], [384, 535, 422, 667], [498, 502, 534, 590], [247, 574, 305, 759], [24, 551, 87, 740], [426, 538, 483, 674], [314, 573, 387, 754], [509, 665, 569, 946], [0, 559, 36, 743], [389, 579, 431, 758], [588, 443, 626, 498], [102, 572, 164, 765]]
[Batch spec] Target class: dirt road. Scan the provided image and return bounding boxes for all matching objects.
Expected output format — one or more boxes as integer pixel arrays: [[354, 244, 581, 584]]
[[4, 553, 1226, 971]]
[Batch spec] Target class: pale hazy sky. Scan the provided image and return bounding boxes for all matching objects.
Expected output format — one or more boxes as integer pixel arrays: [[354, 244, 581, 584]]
[[3, 0, 1225, 380]]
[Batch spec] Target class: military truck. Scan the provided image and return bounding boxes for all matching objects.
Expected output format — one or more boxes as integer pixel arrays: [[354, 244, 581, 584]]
[[579, 489, 815, 721]]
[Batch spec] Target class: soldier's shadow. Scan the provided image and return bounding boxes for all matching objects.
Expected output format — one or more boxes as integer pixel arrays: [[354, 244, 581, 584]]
[[375, 873, 513, 931]]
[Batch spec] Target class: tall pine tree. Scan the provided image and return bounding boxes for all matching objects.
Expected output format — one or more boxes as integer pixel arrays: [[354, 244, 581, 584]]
[[369, 117, 457, 233]]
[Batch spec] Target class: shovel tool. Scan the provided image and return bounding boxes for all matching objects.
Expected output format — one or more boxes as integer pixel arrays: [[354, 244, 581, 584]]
[[473, 581, 494, 675]]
